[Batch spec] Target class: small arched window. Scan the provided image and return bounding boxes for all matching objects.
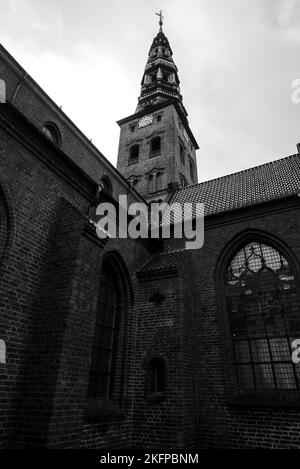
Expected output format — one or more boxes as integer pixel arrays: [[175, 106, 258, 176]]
[[150, 137, 161, 158], [148, 174, 154, 193], [225, 241, 300, 390], [129, 144, 139, 164], [41, 122, 61, 147], [156, 172, 162, 191], [101, 176, 112, 196], [148, 358, 165, 396], [0, 184, 9, 266], [0, 79, 6, 103]]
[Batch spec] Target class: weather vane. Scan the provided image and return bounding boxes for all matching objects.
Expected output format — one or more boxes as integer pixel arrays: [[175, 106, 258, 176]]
[[155, 9, 164, 31]]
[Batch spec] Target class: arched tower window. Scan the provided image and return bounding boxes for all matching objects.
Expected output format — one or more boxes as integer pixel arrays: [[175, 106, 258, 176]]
[[225, 241, 300, 390], [150, 137, 161, 158], [41, 122, 61, 147], [129, 144, 139, 164], [88, 255, 130, 400]]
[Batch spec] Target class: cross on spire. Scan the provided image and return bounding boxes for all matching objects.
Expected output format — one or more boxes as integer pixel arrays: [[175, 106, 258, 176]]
[[155, 9, 164, 32]]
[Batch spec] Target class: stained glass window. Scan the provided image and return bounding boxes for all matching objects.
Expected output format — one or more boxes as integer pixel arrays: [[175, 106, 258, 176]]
[[226, 242, 300, 390]]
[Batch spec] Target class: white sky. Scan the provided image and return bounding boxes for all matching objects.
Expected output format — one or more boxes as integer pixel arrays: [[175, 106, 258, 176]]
[[1, 0, 300, 182]]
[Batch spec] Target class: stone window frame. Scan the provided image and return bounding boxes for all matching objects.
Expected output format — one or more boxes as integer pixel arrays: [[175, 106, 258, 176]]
[[216, 229, 300, 408]]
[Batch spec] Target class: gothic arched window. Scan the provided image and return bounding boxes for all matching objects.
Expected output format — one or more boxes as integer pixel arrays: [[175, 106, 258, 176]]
[[225, 241, 300, 391], [41, 122, 61, 147], [150, 137, 161, 158]]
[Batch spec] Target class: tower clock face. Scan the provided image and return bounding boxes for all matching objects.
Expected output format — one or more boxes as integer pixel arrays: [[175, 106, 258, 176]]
[[138, 114, 154, 128]]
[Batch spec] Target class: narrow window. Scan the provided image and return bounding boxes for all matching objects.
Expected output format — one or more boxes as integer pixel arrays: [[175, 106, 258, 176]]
[[88, 262, 120, 398], [150, 137, 161, 158], [225, 241, 300, 391], [189, 160, 194, 180], [180, 143, 185, 165], [148, 174, 154, 193], [149, 358, 165, 394], [180, 174, 187, 187], [129, 144, 139, 164]]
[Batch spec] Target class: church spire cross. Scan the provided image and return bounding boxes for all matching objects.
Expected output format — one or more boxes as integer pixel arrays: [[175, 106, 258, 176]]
[[155, 9, 164, 31]]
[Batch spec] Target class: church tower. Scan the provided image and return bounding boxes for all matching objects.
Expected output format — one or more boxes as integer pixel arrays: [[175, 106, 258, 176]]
[[116, 12, 199, 202]]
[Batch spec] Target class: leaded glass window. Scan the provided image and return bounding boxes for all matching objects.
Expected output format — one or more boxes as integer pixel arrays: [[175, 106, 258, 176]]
[[226, 242, 300, 390]]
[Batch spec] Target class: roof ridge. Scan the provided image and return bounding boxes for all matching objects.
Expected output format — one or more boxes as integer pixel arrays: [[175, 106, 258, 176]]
[[175, 152, 300, 193]]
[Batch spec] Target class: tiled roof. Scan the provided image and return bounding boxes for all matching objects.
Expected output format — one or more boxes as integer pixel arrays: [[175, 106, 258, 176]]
[[170, 154, 300, 217]]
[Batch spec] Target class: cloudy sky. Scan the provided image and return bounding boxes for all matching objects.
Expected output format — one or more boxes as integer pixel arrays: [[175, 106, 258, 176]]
[[1, 0, 300, 182]]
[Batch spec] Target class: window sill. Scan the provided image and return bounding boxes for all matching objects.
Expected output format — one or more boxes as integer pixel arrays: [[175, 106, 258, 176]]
[[228, 390, 300, 408], [85, 397, 126, 423]]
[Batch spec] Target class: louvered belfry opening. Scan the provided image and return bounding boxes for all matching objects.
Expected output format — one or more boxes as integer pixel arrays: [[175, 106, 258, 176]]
[[226, 242, 300, 390]]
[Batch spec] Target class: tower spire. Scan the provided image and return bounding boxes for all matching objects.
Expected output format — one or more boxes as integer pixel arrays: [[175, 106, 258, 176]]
[[136, 14, 187, 114], [155, 9, 164, 32]]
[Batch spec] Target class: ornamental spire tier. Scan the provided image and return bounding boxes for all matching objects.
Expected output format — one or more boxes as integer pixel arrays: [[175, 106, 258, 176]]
[[136, 12, 186, 115], [116, 13, 199, 203]]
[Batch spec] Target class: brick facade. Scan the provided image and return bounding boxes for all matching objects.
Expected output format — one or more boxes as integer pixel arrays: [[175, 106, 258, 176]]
[[1, 42, 300, 450]]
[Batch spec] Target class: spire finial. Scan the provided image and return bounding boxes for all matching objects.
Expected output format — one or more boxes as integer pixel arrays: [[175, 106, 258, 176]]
[[155, 9, 164, 32]]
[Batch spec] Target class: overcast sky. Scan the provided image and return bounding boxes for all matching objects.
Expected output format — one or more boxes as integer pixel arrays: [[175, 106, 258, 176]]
[[1, 0, 300, 182]]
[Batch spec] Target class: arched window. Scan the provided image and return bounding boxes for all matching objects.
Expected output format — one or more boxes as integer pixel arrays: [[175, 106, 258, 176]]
[[129, 144, 139, 164], [41, 122, 61, 147], [148, 174, 154, 193], [101, 176, 112, 196], [88, 255, 131, 400], [150, 137, 161, 158], [156, 172, 162, 192], [225, 241, 300, 390], [180, 174, 187, 187]]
